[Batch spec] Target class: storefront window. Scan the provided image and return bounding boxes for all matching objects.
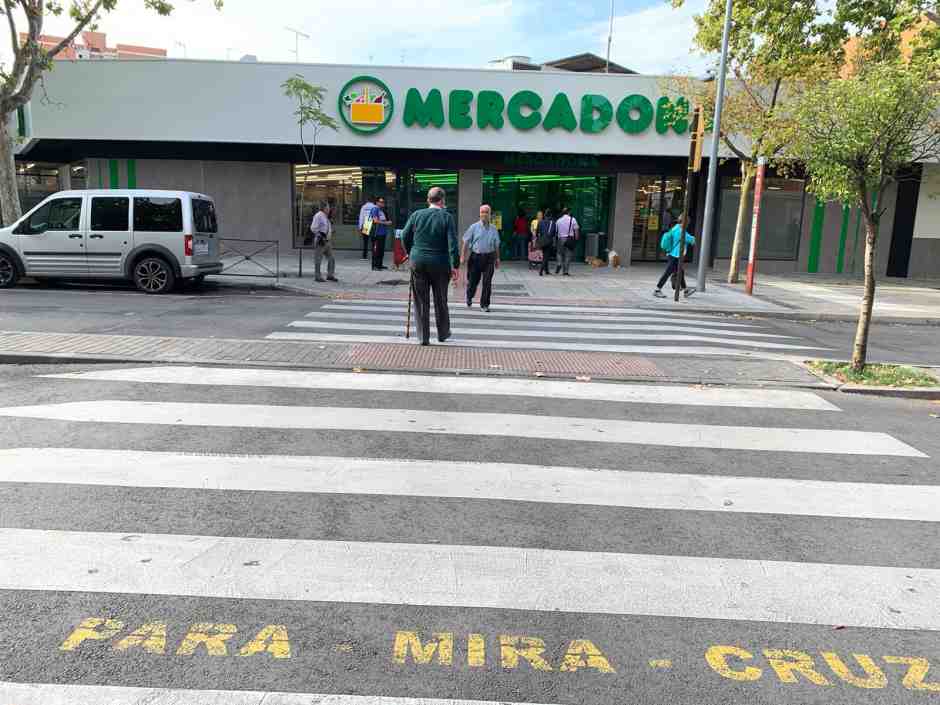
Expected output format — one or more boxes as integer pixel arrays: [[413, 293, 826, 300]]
[[632, 174, 686, 261], [408, 170, 459, 221], [17, 163, 61, 212], [716, 176, 805, 260]]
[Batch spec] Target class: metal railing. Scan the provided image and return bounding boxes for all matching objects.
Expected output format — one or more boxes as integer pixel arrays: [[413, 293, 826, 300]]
[[216, 238, 280, 281]]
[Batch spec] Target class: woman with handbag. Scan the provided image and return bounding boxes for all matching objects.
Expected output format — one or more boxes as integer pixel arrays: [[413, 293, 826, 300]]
[[535, 208, 557, 277]]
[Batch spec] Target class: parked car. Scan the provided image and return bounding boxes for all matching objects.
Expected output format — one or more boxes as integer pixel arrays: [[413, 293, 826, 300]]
[[0, 189, 223, 294]]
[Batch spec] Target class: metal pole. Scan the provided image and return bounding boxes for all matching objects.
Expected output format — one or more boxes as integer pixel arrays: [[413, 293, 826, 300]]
[[695, 0, 733, 292], [745, 156, 766, 295], [674, 107, 702, 302], [606, 0, 614, 73]]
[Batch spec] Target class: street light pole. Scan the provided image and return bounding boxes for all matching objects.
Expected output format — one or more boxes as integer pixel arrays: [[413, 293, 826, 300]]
[[606, 0, 614, 73], [695, 0, 733, 292]]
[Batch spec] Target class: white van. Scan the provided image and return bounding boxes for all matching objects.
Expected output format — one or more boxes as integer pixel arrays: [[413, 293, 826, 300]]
[[0, 189, 223, 294]]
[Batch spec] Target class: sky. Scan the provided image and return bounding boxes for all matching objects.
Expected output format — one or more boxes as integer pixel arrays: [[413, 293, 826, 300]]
[[2, 0, 714, 75]]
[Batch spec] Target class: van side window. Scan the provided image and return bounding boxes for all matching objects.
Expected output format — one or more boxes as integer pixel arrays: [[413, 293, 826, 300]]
[[192, 198, 218, 234], [22, 198, 82, 234], [134, 197, 183, 232], [91, 197, 130, 231]]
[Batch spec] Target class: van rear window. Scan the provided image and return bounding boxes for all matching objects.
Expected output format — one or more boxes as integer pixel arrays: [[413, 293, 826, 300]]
[[192, 198, 218, 234], [134, 197, 183, 232]]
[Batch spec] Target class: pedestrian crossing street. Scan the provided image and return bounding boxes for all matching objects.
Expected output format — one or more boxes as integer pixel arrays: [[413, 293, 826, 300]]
[[265, 299, 829, 358], [0, 365, 937, 704]]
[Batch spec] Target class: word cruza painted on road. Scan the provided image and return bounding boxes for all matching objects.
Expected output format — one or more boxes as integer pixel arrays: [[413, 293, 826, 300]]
[[392, 631, 615, 673], [60, 618, 291, 659]]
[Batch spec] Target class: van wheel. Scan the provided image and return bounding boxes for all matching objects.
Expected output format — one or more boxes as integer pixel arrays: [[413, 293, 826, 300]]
[[133, 256, 176, 294], [0, 252, 19, 288]]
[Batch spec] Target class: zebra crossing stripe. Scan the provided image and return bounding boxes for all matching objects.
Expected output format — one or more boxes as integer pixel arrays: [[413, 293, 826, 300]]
[[0, 401, 923, 456], [333, 299, 711, 317], [286, 321, 815, 350], [265, 332, 819, 358], [321, 303, 759, 328], [305, 312, 796, 339], [1, 527, 936, 629], [0, 681, 548, 705], [2, 448, 934, 521], [44, 366, 840, 410]]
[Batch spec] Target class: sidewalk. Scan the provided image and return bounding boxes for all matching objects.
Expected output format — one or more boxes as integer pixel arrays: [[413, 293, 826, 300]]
[[0, 330, 825, 387], [219, 250, 940, 323]]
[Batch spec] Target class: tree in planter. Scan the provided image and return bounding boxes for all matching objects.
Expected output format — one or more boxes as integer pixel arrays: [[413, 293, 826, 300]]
[[791, 60, 940, 371], [0, 0, 222, 225], [281, 76, 338, 249], [669, 0, 845, 283]]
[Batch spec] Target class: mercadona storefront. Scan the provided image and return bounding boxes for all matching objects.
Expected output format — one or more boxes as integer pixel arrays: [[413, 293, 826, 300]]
[[17, 58, 939, 277]]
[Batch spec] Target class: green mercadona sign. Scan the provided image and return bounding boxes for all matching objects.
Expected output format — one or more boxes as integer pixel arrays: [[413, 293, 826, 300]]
[[339, 76, 692, 136]]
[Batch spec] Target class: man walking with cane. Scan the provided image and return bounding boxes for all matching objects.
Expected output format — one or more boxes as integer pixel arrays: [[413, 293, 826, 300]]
[[462, 204, 500, 312], [401, 187, 460, 346]]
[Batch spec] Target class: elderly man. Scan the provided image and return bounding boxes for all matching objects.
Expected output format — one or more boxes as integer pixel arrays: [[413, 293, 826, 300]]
[[400, 187, 460, 346], [310, 200, 337, 283], [462, 203, 500, 312]]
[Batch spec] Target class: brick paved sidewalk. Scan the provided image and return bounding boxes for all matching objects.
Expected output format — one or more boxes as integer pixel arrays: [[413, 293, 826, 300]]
[[0, 330, 824, 386]]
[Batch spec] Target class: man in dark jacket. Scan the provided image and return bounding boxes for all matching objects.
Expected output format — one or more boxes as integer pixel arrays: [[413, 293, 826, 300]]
[[401, 187, 460, 346]]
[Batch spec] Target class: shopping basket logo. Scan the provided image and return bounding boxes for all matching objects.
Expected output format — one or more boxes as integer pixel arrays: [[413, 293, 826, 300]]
[[339, 76, 394, 135]]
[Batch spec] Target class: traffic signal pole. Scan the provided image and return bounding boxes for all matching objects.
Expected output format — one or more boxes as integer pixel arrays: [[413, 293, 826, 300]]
[[674, 107, 704, 302]]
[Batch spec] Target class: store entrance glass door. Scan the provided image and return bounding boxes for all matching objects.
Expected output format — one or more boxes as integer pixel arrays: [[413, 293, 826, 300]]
[[632, 174, 686, 261]]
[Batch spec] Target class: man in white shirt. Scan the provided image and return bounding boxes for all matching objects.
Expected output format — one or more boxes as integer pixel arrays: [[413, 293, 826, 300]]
[[311, 200, 337, 283], [357, 196, 376, 260], [554, 207, 580, 276]]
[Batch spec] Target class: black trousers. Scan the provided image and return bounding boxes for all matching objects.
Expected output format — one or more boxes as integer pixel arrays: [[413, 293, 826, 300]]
[[371, 235, 387, 269], [656, 256, 687, 290], [539, 245, 555, 275], [411, 262, 452, 344], [467, 252, 497, 309], [361, 234, 370, 259]]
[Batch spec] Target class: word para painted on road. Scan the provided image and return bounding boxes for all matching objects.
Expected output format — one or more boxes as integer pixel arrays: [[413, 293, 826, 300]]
[[706, 645, 940, 692], [392, 631, 615, 673], [60, 618, 291, 659]]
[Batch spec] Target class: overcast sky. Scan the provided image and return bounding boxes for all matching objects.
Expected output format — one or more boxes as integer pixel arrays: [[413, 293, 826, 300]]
[[3, 0, 713, 75]]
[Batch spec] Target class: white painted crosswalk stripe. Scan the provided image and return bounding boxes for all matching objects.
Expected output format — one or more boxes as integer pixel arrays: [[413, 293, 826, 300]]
[[3, 448, 934, 521], [334, 299, 713, 317], [2, 527, 936, 630], [0, 681, 546, 705], [287, 320, 818, 350], [321, 303, 759, 328], [306, 311, 791, 337], [266, 331, 818, 357], [0, 401, 923, 455], [44, 366, 840, 410]]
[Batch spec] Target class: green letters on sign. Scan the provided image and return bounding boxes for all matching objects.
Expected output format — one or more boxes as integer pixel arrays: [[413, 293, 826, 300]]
[[507, 90, 542, 130], [404, 88, 445, 128], [542, 93, 577, 132], [449, 90, 473, 129], [616, 94, 654, 134], [477, 90, 505, 130], [580, 94, 613, 134], [655, 96, 690, 134]]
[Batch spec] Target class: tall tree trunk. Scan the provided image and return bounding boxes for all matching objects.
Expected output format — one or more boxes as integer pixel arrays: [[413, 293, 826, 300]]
[[0, 117, 22, 227], [727, 161, 754, 283], [852, 203, 879, 372]]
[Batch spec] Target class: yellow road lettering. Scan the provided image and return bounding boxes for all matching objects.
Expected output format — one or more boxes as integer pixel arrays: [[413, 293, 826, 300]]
[[238, 624, 291, 659], [499, 635, 553, 672], [884, 656, 940, 692], [175, 623, 237, 657], [467, 633, 486, 667], [763, 649, 831, 686], [392, 631, 453, 665], [113, 622, 167, 655], [59, 617, 124, 652], [705, 645, 762, 682], [558, 639, 615, 673], [821, 652, 886, 689]]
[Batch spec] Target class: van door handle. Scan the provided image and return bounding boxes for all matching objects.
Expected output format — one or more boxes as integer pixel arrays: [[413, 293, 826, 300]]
[[89, 234, 104, 239], [69, 234, 84, 239]]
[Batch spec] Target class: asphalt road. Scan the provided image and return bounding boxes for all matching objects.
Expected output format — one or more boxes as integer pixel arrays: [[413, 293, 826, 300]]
[[0, 361, 938, 704], [2, 281, 938, 365]]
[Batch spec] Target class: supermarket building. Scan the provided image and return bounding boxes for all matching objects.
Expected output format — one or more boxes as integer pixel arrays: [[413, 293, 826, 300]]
[[15, 56, 940, 278]]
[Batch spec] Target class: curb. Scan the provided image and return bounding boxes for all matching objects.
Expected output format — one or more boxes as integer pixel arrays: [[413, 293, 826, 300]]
[[837, 384, 940, 400]]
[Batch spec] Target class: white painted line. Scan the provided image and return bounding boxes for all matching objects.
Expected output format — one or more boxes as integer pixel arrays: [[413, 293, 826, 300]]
[[265, 332, 823, 357], [305, 312, 793, 338], [0, 681, 549, 705], [333, 299, 714, 317], [321, 303, 759, 328], [3, 448, 935, 521], [44, 366, 840, 410], [288, 321, 812, 350], [1, 527, 937, 630], [0, 401, 923, 456]]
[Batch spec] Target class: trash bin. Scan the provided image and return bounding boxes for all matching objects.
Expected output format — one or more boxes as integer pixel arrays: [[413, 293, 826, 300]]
[[585, 232, 601, 259]]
